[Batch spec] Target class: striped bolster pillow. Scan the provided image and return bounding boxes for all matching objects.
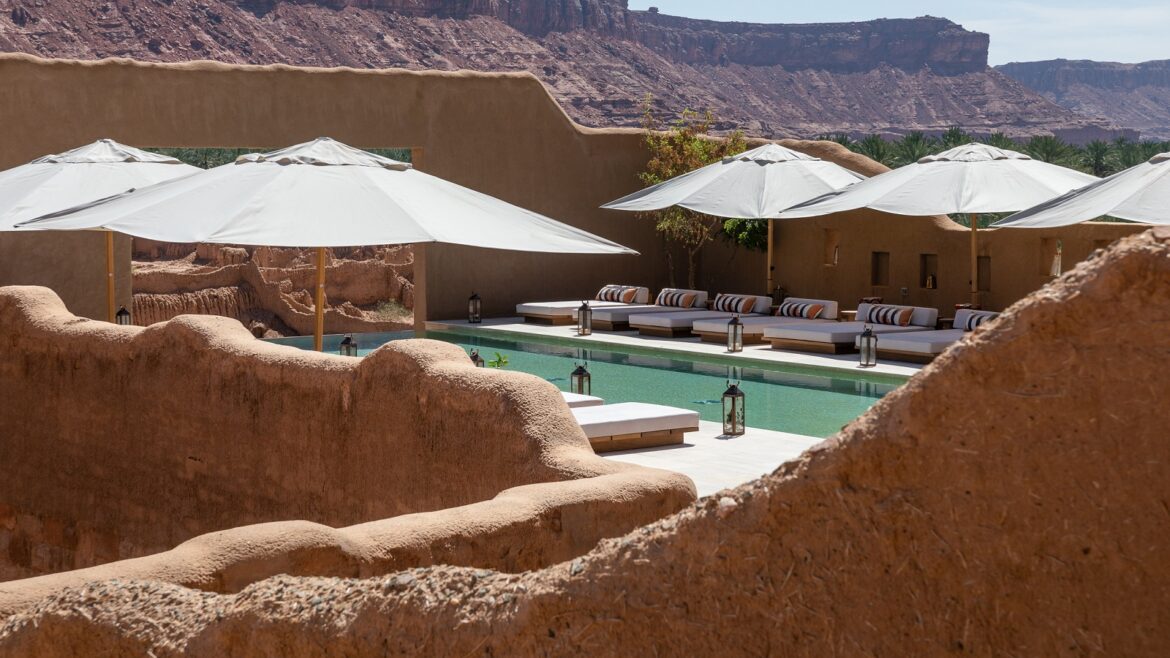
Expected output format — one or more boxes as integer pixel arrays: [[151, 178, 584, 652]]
[[656, 290, 697, 308], [962, 311, 999, 331], [775, 301, 824, 319], [596, 285, 639, 303], [712, 294, 757, 314], [866, 304, 913, 326]]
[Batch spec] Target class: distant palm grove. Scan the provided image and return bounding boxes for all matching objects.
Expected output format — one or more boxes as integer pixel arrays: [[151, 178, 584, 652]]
[[824, 128, 1169, 178]]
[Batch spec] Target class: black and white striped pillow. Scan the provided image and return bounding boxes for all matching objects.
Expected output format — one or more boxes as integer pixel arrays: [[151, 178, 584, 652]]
[[866, 304, 913, 326], [776, 301, 824, 319], [962, 311, 999, 331], [712, 294, 757, 314], [655, 290, 697, 308], [596, 285, 636, 303]]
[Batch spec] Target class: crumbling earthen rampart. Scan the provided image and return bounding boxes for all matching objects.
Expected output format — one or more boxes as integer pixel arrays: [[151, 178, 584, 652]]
[[1, 229, 1166, 655], [0, 286, 694, 592]]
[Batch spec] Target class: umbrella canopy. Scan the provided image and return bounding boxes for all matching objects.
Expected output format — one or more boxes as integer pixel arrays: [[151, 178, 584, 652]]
[[779, 143, 1098, 218], [0, 139, 201, 230], [602, 143, 864, 219], [21, 137, 636, 254], [994, 153, 1170, 227], [20, 137, 636, 350]]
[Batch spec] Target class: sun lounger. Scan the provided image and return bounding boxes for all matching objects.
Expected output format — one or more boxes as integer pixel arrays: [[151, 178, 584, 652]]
[[561, 391, 605, 408], [590, 288, 708, 331], [857, 309, 1000, 363], [572, 402, 701, 453], [516, 284, 650, 325], [630, 293, 772, 338], [692, 297, 839, 344], [765, 303, 939, 354]]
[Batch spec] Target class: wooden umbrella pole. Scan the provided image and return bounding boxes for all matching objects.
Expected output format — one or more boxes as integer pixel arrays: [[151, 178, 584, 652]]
[[766, 220, 775, 295], [969, 213, 980, 307], [314, 246, 326, 351], [105, 230, 116, 322]]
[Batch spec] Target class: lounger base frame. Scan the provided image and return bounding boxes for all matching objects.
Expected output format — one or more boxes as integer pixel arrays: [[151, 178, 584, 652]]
[[768, 338, 855, 354], [637, 326, 695, 339], [694, 331, 766, 345], [521, 314, 575, 326], [589, 426, 697, 453]]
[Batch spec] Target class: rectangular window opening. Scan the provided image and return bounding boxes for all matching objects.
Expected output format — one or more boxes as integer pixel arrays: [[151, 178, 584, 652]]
[[1039, 238, 1062, 277], [823, 229, 841, 266], [919, 253, 938, 289], [977, 256, 991, 292]]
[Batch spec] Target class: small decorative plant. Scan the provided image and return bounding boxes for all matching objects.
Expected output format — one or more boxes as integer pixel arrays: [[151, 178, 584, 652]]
[[486, 352, 509, 368]]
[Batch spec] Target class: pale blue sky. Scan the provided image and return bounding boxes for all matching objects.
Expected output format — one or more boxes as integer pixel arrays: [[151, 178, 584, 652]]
[[627, 1, 1168, 65]]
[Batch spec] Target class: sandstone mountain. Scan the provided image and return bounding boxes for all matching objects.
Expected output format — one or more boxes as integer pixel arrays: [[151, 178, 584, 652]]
[[0, 0, 1120, 140], [998, 59, 1170, 141]]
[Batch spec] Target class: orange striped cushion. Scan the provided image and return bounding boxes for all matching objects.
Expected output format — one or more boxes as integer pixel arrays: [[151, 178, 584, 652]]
[[712, 294, 756, 314], [866, 304, 913, 326]]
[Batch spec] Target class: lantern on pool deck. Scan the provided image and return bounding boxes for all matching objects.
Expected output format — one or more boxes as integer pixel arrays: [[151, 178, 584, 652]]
[[726, 315, 743, 353], [114, 306, 132, 326], [339, 334, 358, 357], [570, 362, 591, 396], [858, 325, 878, 368], [468, 292, 482, 324], [470, 349, 486, 368], [721, 379, 746, 436], [577, 301, 593, 336]]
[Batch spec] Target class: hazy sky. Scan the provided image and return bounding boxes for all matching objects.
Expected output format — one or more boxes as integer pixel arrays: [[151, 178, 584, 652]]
[[626, 1, 1168, 65]]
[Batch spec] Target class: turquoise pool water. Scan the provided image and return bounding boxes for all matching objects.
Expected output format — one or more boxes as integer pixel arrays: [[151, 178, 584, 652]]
[[267, 331, 905, 438]]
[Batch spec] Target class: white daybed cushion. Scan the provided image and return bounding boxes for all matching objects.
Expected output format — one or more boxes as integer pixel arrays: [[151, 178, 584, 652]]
[[571, 402, 700, 439], [517, 299, 634, 319], [858, 329, 965, 355], [590, 304, 681, 323], [765, 321, 930, 344], [631, 309, 744, 329], [692, 315, 834, 336], [856, 303, 938, 328], [561, 391, 605, 408]]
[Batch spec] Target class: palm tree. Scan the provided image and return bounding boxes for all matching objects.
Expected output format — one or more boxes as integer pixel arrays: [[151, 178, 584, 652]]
[[1114, 137, 1144, 169], [893, 131, 936, 166], [854, 134, 894, 167], [939, 126, 973, 150], [1080, 140, 1116, 177], [982, 133, 1019, 150], [821, 133, 854, 149], [1024, 135, 1076, 167]]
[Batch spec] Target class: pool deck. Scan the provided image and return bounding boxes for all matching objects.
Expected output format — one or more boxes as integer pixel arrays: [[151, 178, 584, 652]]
[[427, 318, 923, 379], [604, 420, 823, 498]]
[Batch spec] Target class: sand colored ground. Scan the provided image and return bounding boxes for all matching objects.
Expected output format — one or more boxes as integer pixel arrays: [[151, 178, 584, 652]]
[[0, 286, 694, 593], [1, 228, 1166, 655]]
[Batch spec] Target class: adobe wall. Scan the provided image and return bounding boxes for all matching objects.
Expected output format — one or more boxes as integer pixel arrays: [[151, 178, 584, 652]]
[[0, 54, 1143, 325], [2, 229, 1164, 655], [0, 285, 694, 584]]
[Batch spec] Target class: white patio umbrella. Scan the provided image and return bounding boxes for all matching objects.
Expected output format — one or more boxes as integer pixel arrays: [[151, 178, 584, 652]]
[[994, 153, 1170, 227], [780, 143, 1098, 304], [20, 137, 637, 350], [0, 139, 201, 321], [602, 143, 865, 292]]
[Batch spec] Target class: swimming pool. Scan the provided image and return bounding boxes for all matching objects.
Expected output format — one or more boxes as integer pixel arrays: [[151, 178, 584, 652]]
[[268, 330, 906, 438]]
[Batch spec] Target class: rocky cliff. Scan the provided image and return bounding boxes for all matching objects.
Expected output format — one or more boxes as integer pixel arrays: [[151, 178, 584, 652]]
[[0, 0, 1118, 139], [998, 59, 1170, 140]]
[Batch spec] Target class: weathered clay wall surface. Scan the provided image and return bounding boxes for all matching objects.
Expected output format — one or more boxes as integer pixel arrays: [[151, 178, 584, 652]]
[[0, 54, 1141, 325], [0, 286, 694, 584], [2, 228, 1166, 654]]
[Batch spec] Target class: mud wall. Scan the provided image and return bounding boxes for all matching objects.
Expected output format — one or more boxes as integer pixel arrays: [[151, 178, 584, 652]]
[[0, 54, 1142, 327], [0, 285, 694, 583], [1, 229, 1165, 655]]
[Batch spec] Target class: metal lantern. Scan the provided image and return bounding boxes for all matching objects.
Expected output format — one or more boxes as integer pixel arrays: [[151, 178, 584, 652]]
[[577, 301, 593, 336], [470, 348, 486, 368], [468, 292, 482, 324], [339, 334, 358, 357], [858, 325, 878, 368], [114, 306, 132, 326], [721, 379, 746, 436], [570, 362, 591, 396], [726, 315, 744, 353]]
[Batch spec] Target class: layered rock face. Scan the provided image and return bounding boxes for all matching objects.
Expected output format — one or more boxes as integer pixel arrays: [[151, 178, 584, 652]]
[[0, 0, 1117, 139], [998, 59, 1170, 140], [0, 224, 1167, 654]]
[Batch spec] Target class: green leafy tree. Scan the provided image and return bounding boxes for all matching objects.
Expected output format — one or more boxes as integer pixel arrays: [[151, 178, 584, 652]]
[[1080, 140, 1116, 177], [938, 126, 973, 150], [854, 134, 894, 167], [639, 102, 748, 288], [892, 131, 936, 166], [982, 133, 1020, 150], [1024, 135, 1077, 167]]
